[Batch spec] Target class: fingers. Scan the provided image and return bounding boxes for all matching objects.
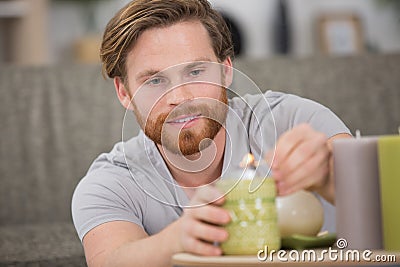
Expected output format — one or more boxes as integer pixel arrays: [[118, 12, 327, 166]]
[[179, 210, 229, 256], [272, 124, 314, 169], [267, 124, 330, 195], [186, 204, 231, 225], [177, 186, 231, 256], [276, 131, 326, 176], [187, 186, 231, 227], [190, 185, 226, 207], [277, 147, 329, 195], [182, 219, 228, 244], [181, 236, 222, 256]]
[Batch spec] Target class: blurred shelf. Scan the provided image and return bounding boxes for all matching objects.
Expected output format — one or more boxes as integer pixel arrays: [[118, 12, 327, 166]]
[[0, 0, 28, 18], [0, 0, 49, 65]]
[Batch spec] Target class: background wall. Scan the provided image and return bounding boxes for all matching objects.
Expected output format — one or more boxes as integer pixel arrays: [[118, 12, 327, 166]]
[[0, 0, 49, 64], [1, 0, 400, 64], [48, 0, 400, 62], [288, 0, 400, 56]]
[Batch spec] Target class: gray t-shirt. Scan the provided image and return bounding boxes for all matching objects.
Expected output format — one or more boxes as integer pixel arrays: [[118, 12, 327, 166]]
[[72, 91, 350, 241]]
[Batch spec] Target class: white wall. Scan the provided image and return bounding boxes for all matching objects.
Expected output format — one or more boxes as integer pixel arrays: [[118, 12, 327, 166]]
[[47, 0, 400, 63], [210, 0, 400, 57], [209, 0, 277, 58], [48, 0, 130, 63], [0, 0, 49, 64], [288, 0, 400, 57]]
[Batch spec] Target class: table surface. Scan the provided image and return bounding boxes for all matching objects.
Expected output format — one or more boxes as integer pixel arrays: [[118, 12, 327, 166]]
[[172, 250, 400, 267]]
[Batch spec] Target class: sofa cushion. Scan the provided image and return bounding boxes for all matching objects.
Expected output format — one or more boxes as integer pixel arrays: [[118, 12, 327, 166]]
[[0, 222, 85, 266], [234, 54, 400, 136], [0, 65, 139, 225]]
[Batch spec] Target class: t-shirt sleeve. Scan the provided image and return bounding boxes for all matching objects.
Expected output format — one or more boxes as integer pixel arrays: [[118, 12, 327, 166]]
[[283, 94, 351, 138], [244, 91, 351, 158], [71, 166, 146, 241], [255, 91, 351, 139]]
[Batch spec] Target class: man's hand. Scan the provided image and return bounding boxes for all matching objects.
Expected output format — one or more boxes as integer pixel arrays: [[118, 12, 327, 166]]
[[266, 124, 331, 200], [83, 185, 230, 267], [166, 185, 231, 256]]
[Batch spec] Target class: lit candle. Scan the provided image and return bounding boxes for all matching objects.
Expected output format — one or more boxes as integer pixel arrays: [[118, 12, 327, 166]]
[[378, 133, 400, 251], [216, 154, 280, 255], [333, 131, 383, 249]]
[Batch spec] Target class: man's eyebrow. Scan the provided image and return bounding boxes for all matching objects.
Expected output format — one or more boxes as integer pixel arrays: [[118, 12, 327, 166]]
[[183, 59, 211, 70], [135, 69, 160, 82]]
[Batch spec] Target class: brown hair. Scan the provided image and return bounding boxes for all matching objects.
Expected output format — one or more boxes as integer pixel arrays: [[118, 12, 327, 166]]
[[100, 0, 234, 81]]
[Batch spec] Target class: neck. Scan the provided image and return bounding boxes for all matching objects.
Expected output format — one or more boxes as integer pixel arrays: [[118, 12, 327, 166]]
[[157, 128, 226, 189]]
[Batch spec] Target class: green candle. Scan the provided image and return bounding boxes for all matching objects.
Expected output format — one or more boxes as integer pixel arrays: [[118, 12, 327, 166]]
[[378, 135, 400, 251], [217, 176, 281, 255]]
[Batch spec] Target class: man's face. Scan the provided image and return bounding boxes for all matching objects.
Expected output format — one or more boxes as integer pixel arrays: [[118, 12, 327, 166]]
[[122, 21, 232, 155]]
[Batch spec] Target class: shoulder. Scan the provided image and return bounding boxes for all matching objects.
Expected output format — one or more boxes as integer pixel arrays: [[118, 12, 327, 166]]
[[71, 165, 147, 240], [229, 90, 321, 113], [228, 90, 327, 124], [229, 90, 350, 137], [71, 133, 155, 240], [73, 132, 159, 210], [71, 132, 185, 240]]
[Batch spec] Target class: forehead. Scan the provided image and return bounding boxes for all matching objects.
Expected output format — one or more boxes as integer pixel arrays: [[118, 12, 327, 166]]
[[125, 20, 218, 84]]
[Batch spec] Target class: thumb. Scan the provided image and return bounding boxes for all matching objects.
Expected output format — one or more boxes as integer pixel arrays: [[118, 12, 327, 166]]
[[190, 184, 225, 207]]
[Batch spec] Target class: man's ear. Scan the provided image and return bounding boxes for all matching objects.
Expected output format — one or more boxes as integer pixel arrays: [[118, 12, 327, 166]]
[[222, 57, 233, 88], [114, 77, 134, 110]]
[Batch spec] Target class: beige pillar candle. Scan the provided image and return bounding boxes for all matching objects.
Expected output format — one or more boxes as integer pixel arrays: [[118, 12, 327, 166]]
[[333, 132, 383, 250]]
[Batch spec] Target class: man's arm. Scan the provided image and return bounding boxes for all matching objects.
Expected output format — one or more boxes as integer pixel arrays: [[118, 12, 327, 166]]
[[267, 123, 352, 204], [82, 186, 230, 267]]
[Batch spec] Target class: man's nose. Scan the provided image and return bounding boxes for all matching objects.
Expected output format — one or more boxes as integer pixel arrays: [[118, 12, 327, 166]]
[[166, 84, 194, 106]]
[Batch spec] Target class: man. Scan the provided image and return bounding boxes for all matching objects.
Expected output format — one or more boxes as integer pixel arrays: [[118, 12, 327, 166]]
[[72, 0, 351, 266]]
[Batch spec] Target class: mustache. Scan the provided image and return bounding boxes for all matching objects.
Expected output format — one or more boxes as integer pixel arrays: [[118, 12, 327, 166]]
[[165, 103, 214, 122]]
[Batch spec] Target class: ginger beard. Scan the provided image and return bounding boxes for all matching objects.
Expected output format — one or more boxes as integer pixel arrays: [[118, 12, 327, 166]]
[[134, 88, 228, 156]]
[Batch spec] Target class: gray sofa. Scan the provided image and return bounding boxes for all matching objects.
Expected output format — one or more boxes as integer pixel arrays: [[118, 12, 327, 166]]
[[1, 53, 399, 266]]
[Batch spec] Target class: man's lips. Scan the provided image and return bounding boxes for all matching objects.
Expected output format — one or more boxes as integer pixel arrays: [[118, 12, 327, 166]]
[[166, 114, 202, 124]]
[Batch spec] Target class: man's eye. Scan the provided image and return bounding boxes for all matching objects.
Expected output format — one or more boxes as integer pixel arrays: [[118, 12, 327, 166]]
[[190, 69, 202, 76], [146, 77, 163, 85]]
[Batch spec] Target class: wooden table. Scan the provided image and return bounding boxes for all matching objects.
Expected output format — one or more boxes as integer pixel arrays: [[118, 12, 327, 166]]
[[172, 250, 400, 266]]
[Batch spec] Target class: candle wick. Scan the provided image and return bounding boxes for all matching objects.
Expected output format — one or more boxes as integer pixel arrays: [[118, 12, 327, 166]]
[[355, 129, 361, 139]]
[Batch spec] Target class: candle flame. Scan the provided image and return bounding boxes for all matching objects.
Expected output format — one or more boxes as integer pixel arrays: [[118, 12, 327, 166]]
[[240, 153, 255, 168]]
